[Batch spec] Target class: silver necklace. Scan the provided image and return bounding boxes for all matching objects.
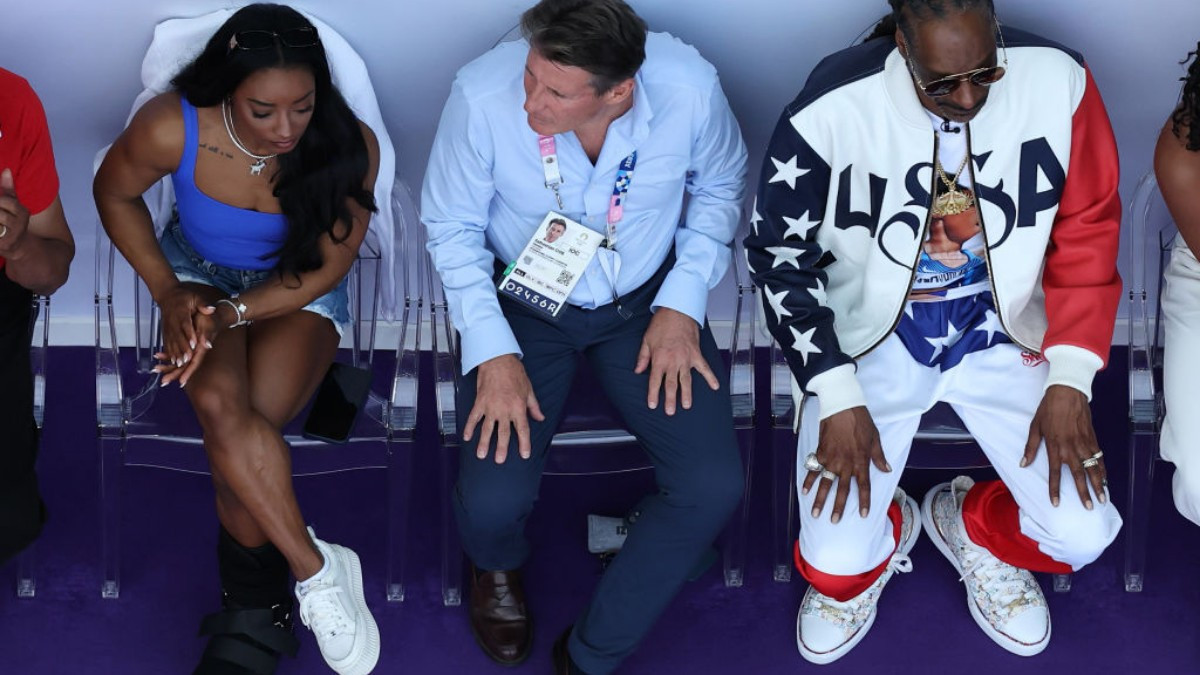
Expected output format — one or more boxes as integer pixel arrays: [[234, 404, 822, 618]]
[[221, 99, 277, 176]]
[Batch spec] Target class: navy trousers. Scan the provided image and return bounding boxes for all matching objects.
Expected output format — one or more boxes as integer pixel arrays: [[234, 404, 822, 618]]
[[454, 262, 744, 674], [0, 272, 43, 564]]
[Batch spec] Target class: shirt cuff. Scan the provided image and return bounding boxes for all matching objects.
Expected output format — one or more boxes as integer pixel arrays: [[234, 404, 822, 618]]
[[806, 364, 867, 420], [459, 316, 522, 375], [650, 269, 708, 326], [1043, 345, 1104, 401]]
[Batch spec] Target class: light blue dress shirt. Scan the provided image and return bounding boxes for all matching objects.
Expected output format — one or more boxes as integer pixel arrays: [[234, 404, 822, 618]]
[[422, 33, 748, 374]]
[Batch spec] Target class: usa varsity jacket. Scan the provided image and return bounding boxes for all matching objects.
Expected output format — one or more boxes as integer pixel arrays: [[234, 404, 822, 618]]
[[744, 29, 1122, 419]]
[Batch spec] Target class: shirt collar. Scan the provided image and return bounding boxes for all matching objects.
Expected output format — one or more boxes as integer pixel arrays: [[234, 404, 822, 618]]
[[592, 70, 652, 168]]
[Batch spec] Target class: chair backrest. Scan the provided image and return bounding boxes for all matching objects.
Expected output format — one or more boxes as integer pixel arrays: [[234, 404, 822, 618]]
[[388, 181, 423, 434], [99, 8, 399, 316], [29, 295, 48, 429], [1127, 171, 1177, 428]]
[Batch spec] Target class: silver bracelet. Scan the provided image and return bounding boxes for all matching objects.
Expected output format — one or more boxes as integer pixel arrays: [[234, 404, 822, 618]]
[[216, 297, 252, 328]]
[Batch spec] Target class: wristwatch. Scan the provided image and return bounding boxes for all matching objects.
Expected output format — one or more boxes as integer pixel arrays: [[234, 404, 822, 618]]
[[216, 296, 252, 328]]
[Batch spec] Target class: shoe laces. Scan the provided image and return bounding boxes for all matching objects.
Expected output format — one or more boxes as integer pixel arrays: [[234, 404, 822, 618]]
[[809, 552, 913, 623], [958, 547, 1040, 617], [298, 585, 353, 640]]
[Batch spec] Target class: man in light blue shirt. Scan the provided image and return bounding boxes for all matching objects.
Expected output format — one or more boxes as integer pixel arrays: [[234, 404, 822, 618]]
[[422, 1, 747, 672]]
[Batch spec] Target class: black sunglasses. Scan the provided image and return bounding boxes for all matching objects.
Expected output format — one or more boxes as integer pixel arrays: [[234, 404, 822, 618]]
[[903, 21, 1009, 98], [229, 27, 319, 51]]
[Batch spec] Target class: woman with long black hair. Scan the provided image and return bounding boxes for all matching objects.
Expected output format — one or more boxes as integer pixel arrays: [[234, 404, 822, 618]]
[[94, 5, 380, 674], [1157, 43, 1200, 532]]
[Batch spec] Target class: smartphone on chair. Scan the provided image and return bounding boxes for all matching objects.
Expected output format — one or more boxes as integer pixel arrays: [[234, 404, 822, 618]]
[[302, 362, 373, 444]]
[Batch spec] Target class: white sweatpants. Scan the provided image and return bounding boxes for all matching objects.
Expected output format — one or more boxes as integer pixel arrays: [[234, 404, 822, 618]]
[[796, 334, 1122, 576], [1162, 237, 1200, 526]]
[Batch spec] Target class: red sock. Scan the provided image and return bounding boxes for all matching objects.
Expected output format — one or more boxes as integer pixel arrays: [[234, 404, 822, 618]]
[[961, 480, 1073, 574], [794, 501, 902, 602]]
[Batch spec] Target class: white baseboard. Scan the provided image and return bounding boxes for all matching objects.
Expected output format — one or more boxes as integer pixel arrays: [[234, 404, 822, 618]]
[[47, 316, 1136, 348], [50, 316, 738, 349]]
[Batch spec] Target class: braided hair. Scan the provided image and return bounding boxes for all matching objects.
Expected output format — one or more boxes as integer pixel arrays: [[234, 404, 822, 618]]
[[1172, 44, 1200, 152], [865, 0, 996, 44]]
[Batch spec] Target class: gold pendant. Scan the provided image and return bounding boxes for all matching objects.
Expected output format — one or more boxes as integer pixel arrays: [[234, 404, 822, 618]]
[[933, 189, 971, 217]]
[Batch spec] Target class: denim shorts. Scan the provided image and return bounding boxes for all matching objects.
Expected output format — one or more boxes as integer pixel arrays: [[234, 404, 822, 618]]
[[159, 219, 351, 336]]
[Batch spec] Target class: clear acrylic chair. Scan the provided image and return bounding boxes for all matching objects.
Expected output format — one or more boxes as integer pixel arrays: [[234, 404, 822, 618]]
[[430, 238, 757, 607], [1125, 171, 1173, 592], [12, 293, 48, 598], [95, 178, 421, 602]]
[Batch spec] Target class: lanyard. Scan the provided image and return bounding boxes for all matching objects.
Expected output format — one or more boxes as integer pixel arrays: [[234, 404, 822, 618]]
[[537, 135, 637, 319], [537, 135, 637, 249]]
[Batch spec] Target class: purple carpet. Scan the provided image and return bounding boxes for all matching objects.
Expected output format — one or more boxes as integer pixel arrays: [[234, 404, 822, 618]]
[[1, 346, 1197, 674]]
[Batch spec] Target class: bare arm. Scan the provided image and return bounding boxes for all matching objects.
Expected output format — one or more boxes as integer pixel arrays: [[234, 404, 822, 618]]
[[94, 92, 187, 303], [1156, 117, 1200, 259], [0, 180, 74, 295]]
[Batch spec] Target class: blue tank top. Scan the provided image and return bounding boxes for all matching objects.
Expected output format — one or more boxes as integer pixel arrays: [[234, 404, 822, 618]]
[[170, 97, 288, 270]]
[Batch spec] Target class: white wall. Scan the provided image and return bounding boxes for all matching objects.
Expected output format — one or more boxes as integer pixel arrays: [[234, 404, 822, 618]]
[[5, 0, 1197, 344]]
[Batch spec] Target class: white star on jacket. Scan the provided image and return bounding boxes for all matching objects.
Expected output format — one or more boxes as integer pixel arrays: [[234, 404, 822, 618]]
[[925, 319, 963, 361], [764, 286, 793, 321], [766, 246, 804, 269], [781, 211, 820, 240], [750, 198, 764, 235], [744, 247, 756, 275], [972, 309, 1003, 347], [807, 278, 827, 307], [768, 155, 809, 190], [789, 325, 822, 366]]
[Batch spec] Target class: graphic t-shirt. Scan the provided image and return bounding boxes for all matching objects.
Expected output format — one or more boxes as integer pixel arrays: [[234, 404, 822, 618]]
[[909, 111, 988, 301], [0, 68, 59, 270], [894, 112, 1008, 371]]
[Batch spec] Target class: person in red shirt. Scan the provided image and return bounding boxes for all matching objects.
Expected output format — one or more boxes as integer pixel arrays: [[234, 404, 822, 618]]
[[0, 66, 74, 564]]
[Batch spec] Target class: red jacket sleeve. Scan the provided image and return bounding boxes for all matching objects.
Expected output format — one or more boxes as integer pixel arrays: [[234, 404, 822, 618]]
[[1041, 66, 1122, 366]]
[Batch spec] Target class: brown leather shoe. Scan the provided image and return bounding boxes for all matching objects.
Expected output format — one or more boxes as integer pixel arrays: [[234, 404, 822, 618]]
[[469, 567, 532, 665]]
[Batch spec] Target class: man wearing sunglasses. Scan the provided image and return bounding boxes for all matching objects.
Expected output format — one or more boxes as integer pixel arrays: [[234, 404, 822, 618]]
[[746, 0, 1121, 663]]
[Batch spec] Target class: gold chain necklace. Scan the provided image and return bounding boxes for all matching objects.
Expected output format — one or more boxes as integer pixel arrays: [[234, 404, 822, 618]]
[[932, 154, 974, 217]]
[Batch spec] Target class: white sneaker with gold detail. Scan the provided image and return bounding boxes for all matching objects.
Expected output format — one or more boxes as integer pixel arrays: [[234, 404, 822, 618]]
[[922, 476, 1051, 656], [796, 489, 920, 664]]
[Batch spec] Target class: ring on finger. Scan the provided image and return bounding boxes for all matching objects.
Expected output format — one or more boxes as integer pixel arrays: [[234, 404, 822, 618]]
[[1081, 457, 1101, 469], [804, 453, 824, 473], [820, 469, 837, 482], [1088, 450, 1104, 461]]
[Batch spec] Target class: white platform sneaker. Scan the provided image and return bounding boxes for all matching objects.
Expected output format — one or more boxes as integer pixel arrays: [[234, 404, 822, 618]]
[[922, 476, 1051, 656], [295, 528, 381, 674], [796, 489, 921, 664]]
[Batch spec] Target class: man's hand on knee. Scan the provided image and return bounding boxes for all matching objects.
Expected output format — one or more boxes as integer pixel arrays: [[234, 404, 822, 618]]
[[804, 407, 891, 523], [465, 354, 545, 463], [1022, 385, 1107, 510], [635, 307, 719, 416]]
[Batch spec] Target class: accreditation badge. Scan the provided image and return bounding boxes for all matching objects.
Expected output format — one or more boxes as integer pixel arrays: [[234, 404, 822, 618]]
[[498, 212, 600, 318]]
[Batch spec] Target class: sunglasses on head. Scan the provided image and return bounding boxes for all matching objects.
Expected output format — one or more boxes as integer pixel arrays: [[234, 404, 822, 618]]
[[229, 27, 319, 51], [904, 20, 1009, 98]]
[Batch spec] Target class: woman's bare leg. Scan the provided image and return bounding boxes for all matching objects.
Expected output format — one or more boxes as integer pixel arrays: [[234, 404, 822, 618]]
[[186, 311, 338, 580]]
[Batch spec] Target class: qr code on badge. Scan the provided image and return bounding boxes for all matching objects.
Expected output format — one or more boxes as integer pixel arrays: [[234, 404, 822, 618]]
[[556, 270, 575, 286]]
